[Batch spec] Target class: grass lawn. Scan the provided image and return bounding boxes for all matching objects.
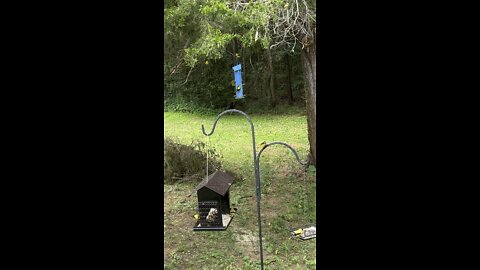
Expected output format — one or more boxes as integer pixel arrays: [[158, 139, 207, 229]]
[[164, 111, 316, 269]]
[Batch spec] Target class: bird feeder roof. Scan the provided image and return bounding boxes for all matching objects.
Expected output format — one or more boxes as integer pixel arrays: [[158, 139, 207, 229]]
[[196, 171, 234, 196]]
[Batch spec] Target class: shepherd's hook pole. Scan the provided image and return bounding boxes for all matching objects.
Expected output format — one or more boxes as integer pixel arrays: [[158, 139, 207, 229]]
[[257, 142, 309, 168], [201, 109, 264, 270]]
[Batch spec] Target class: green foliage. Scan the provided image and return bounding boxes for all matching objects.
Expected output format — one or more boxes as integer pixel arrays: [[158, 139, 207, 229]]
[[244, 99, 306, 115], [164, 0, 199, 38], [164, 57, 235, 111], [164, 137, 222, 183], [164, 98, 216, 114], [164, 0, 315, 112], [184, 27, 237, 67], [165, 0, 276, 69]]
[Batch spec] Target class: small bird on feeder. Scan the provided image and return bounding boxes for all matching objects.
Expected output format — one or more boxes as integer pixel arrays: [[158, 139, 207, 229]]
[[291, 228, 303, 238], [206, 208, 218, 223]]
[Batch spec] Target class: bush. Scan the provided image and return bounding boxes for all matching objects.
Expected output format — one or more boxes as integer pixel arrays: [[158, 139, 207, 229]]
[[164, 137, 222, 183], [164, 98, 218, 114]]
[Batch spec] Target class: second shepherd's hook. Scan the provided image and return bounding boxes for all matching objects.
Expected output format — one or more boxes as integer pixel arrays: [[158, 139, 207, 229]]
[[200, 109, 309, 270]]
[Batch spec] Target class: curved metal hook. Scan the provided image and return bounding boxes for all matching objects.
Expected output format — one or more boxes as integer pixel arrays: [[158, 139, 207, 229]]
[[201, 109, 254, 137], [258, 142, 309, 168], [201, 109, 264, 269]]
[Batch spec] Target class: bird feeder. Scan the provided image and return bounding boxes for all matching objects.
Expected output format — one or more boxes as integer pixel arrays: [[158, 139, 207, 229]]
[[200, 109, 312, 270], [232, 64, 244, 99], [193, 171, 234, 231]]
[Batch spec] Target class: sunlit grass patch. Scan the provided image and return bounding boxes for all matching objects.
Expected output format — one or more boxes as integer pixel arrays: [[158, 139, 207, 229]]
[[164, 111, 316, 269]]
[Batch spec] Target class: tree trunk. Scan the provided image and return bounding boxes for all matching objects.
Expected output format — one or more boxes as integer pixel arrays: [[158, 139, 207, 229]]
[[301, 42, 316, 167], [266, 47, 277, 108], [247, 69, 259, 99], [262, 68, 270, 99], [285, 53, 294, 104]]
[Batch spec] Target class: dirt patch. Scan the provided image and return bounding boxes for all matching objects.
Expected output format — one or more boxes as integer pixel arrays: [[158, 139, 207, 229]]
[[163, 245, 174, 267], [230, 227, 266, 259], [234, 228, 258, 247]]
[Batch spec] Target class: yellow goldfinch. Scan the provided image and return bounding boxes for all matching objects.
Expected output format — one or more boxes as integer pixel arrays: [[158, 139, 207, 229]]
[[290, 228, 303, 238]]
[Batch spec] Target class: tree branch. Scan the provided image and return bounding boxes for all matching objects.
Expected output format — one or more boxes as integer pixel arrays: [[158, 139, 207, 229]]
[[182, 66, 195, 85]]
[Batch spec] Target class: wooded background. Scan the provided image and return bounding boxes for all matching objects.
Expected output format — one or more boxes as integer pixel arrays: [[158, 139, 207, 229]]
[[164, 0, 316, 165]]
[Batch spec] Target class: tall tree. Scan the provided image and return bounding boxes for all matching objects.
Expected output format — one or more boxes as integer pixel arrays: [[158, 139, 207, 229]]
[[164, 0, 317, 165], [285, 52, 294, 104], [269, 0, 317, 166], [265, 47, 277, 108]]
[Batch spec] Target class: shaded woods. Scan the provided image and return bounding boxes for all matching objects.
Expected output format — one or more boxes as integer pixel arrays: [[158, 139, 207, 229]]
[[164, 0, 316, 165]]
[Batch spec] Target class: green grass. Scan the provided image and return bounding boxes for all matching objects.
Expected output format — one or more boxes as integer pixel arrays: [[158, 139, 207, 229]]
[[164, 111, 310, 178], [164, 111, 316, 269]]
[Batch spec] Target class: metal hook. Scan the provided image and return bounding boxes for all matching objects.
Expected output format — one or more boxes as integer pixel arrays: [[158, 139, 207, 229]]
[[200, 110, 311, 270], [201, 109, 254, 137], [258, 142, 309, 168], [201, 109, 264, 269]]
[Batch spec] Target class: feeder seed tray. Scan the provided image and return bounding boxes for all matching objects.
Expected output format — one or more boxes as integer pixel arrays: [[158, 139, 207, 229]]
[[193, 171, 235, 231]]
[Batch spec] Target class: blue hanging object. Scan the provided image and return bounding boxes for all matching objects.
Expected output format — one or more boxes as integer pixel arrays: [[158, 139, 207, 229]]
[[232, 64, 244, 99]]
